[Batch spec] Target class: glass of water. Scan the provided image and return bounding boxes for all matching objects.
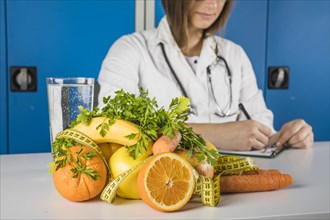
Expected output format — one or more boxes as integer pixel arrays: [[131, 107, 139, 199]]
[[46, 77, 94, 145]]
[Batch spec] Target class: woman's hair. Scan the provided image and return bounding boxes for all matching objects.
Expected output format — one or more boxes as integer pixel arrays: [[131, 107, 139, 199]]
[[161, 0, 234, 49]]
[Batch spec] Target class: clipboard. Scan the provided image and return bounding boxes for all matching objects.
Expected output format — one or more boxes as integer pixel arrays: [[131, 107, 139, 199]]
[[219, 144, 286, 158]]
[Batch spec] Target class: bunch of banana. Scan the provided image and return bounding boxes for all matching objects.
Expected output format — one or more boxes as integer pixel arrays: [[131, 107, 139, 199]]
[[73, 117, 141, 146]]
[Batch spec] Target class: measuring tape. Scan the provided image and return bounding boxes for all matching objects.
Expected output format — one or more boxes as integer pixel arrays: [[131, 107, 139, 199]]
[[98, 153, 258, 207], [55, 129, 112, 178], [216, 155, 258, 175], [100, 160, 146, 203], [193, 170, 221, 207], [192, 155, 258, 207]]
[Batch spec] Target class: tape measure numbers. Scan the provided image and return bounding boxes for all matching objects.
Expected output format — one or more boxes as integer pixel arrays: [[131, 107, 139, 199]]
[[194, 173, 221, 207], [216, 156, 258, 175]]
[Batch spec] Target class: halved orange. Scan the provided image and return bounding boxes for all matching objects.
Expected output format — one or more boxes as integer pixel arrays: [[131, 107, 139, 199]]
[[137, 152, 195, 212]]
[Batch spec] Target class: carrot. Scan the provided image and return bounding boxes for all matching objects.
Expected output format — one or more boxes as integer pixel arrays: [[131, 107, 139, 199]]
[[175, 150, 215, 179], [152, 131, 181, 155], [220, 173, 293, 193], [242, 169, 281, 176]]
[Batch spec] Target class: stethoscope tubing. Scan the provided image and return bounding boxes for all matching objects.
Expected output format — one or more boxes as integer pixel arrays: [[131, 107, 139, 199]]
[[159, 42, 235, 117]]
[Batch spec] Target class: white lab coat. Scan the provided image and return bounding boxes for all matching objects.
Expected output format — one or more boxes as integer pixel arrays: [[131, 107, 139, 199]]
[[98, 17, 274, 129]]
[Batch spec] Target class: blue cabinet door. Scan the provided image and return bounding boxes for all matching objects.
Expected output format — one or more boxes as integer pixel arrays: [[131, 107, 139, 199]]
[[266, 0, 329, 141], [225, 0, 268, 91], [0, 0, 7, 154], [6, 0, 135, 153]]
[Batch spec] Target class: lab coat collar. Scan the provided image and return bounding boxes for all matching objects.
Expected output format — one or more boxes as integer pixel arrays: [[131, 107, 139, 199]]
[[154, 17, 199, 86], [198, 36, 218, 72], [154, 17, 182, 52]]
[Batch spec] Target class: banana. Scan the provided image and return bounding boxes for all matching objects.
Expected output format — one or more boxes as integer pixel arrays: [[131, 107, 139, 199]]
[[73, 117, 153, 156], [73, 117, 140, 146]]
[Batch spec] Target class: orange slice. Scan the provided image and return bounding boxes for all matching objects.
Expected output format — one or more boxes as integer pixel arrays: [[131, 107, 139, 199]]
[[137, 152, 195, 212]]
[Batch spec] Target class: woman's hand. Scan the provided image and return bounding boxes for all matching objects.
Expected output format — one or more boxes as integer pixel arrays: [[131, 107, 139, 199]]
[[272, 119, 314, 149], [189, 120, 273, 151]]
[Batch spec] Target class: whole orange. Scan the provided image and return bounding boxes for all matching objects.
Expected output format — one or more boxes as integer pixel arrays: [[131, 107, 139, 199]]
[[53, 144, 107, 202]]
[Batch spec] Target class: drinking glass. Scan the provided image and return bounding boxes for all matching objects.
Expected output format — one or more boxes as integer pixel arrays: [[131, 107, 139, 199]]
[[46, 77, 94, 145]]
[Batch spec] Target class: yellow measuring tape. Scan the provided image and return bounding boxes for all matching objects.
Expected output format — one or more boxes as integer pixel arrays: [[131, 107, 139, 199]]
[[216, 155, 258, 175], [193, 169, 221, 207], [55, 129, 112, 178], [100, 160, 146, 203], [55, 130, 258, 208], [99, 153, 258, 207], [193, 155, 258, 207]]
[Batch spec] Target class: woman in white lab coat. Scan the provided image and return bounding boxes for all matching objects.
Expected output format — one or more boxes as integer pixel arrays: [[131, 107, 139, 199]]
[[98, 0, 313, 150]]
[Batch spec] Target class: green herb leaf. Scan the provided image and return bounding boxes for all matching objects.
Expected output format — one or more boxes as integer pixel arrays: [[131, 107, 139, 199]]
[[83, 152, 96, 160], [52, 138, 76, 160], [83, 168, 101, 180], [98, 122, 109, 137], [70, 106, 100, 127], [55, 154, 72, 171], [69, 88, 220, 164], [71, 164, 100, 180], [48, 161, 56, 174]]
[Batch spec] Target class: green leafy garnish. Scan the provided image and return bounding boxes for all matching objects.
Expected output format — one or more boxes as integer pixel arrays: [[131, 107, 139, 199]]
[[52, 137, 76, 159], [83, 151, 97, 160], [71, 106, 99, 127], [50, 138, 76, 173], [70, 88, 220, 165], [50, 138, 101, 180], [96, 120, 113, 137], [71, 165, 100, 180]]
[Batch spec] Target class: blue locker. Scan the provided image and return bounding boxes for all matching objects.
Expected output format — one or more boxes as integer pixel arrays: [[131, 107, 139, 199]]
[[266, 1, 329, 140], [224, 1, 268, 91], [155, 0, 165, 24], [0, 0, 7, 154], [5, 0, 135, 153]]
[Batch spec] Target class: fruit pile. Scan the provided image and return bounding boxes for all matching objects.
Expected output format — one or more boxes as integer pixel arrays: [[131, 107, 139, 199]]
[[49, 89, 293, 212]]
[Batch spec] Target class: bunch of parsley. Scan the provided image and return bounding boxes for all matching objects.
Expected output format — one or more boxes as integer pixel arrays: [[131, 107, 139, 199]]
[[71, 88, 220, 166]]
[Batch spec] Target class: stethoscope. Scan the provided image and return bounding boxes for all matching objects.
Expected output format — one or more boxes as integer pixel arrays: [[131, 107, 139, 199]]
[[159, 42, 236, 117]]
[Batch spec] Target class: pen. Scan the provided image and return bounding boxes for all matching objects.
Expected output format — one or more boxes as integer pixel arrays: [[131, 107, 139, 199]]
[[238, 103, 251, 120], [238, 103, 281, 153]]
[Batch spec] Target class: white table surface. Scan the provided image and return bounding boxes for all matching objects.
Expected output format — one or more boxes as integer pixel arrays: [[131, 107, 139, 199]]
[[1, 142, 329, 219]]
